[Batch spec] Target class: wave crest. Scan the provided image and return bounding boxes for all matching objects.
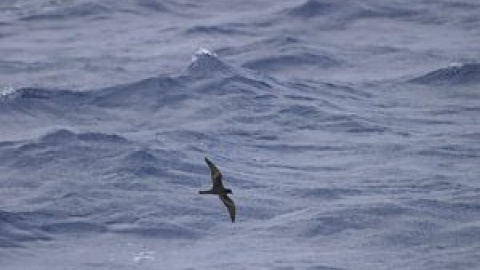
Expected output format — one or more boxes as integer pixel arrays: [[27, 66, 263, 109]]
[[410, 62, 480, 85], [187, 48, 233, 76]]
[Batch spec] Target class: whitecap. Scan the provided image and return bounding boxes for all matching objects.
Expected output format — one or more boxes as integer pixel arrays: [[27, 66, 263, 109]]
[[133, 251, 156, 263], [191, 48, 217, 63], [0, 84, 16, 100]]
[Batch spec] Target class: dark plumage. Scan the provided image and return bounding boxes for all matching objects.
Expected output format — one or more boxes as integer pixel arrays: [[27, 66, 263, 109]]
[[199, 157, 235, 222]]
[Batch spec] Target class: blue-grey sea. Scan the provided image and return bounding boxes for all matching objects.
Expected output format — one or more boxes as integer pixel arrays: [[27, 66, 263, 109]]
[[1, 1, 480, 269]]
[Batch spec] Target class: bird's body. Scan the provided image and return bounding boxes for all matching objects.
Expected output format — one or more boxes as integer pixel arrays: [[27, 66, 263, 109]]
[[199, 157, 235, 222]]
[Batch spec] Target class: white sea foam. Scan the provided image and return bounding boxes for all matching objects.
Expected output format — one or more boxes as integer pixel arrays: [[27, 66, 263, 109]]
[[133, 251, 155, 263], [448, 62, 463, 68], [0, 84, 15, 98], [191, 48, 217, 63]]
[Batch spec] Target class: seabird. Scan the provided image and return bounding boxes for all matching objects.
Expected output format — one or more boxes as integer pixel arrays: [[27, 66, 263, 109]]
[[199, 157, 235, 222]]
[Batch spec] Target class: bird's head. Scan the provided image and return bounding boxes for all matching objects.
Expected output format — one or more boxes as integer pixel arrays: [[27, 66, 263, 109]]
[[225, 188, 232, 194]]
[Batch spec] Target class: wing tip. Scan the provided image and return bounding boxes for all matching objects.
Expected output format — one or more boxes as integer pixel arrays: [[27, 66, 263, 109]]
[[205, 157, 211, 164]]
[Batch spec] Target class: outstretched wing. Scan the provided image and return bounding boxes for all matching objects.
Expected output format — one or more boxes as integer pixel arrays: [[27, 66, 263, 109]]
[[205, 157, 223, 188], [219, 194, 236, 222]]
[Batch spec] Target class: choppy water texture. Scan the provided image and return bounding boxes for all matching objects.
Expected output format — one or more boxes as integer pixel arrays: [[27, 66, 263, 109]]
[[1, 0, 480, 269]]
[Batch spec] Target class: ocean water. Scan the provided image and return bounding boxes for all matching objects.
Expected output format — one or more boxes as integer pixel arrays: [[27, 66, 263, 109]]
[[1, 0, 480, 269]]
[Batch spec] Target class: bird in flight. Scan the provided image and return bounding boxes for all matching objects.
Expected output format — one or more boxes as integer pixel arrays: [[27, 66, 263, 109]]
[[199, 157, 235, 222]]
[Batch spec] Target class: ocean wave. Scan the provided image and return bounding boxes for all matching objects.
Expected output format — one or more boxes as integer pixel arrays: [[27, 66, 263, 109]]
[[123, 149, 158, 164], [299, 204, 411, 237], [115, 149, 171, 178], [0, 209, 198, 247], [416, 144, 480, 159], [0, 129, 129, 176], [261, 203, 411, 238], [243, 52, 340, 72], [185, 48, 236, 77], [37, 129, 129, 145], [283, 0, 424, 26], [286, 0, 338, 18], [0, 210, 52, 247], [0, 49, 347, 120], [1, 87, 86, 101], [291, 187, 360, 200], [135, 0, 171, 13], [275, 107, 387, 133], [20, 2, 112, 21], [408, 199, 480, 218], [0, 76, 183, 115], [409, 62, 480, 85], [185, 24, 253, 36], [0, 49, 389, 161], [109, 222, 199, 239], [40, 221, 107, 234]]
